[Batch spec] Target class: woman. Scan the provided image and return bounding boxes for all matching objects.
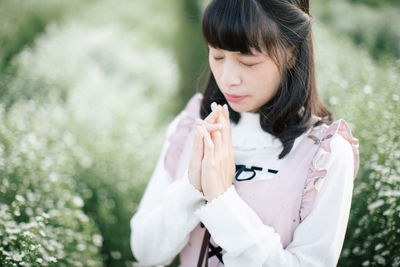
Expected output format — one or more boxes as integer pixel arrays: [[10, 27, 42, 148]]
[[130, 0, 359, 266]]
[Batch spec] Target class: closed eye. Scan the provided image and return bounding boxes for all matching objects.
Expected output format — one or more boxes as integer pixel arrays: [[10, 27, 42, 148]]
[[240, 61, 258, 67]]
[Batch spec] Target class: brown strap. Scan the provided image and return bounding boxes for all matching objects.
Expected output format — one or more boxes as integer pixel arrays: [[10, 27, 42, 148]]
[[197, 228, 210, 267]]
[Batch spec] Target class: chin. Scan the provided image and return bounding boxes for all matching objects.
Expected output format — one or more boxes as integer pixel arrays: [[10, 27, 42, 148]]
[[228, 103, 258, 113]]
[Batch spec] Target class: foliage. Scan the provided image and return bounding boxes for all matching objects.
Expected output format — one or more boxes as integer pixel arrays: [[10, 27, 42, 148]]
[[347, 0, 400, 8], [0, 0, 90, 70], [0, 100, 103, 266], [0, 0, 91, 113], [312, 0, 400, 61], [172, 0, 208, 112], [0, 0, 180, 266], [314, 24, 400, 266]]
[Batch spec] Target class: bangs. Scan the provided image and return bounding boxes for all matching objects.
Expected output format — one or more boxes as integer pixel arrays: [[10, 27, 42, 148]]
[[202, 0, 279, 55]]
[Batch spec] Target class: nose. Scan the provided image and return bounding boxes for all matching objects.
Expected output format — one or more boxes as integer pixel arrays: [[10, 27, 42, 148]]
[[219, 61, 241, 88]]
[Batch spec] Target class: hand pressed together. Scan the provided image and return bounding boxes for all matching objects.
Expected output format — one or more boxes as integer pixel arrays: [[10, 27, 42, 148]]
[[188, 102, 235, 202]]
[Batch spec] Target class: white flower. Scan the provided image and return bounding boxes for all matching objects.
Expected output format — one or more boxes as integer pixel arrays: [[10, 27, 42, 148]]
[[6, 228, 21, 234], [49, 172, 59, 182], [35, 215, 44, 222], [368, 199, 385, 211], [374, 243, 384, 251], [77, 243, 86, 251], [15, 195, 25, 203], [92, 234, 103, 247], [24, 221, 38, 229], [46, 256, 57, 263], [110, 251, 122, 260], [12, 252, 25, 261], [23, 231, 33, 238], [72, 196, 84, 208], [363, 84, 373, 94], [39, 230, 46, 237], [329, 96, 339, 105]]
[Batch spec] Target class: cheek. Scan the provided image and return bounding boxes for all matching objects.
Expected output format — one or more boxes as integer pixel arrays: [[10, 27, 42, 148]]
[[209, 57, 215, 72], [209, 61, 221, 82], [250, 67, 281, 98], [208, 54, 218, 72], [259, 64, 281, 87]]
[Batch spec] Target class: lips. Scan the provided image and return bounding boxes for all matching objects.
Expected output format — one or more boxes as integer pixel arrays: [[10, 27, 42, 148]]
[[224, 93, 246, 103]]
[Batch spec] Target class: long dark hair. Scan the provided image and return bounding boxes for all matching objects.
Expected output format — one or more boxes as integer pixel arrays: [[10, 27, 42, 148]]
[[199, 0, 333, 159]]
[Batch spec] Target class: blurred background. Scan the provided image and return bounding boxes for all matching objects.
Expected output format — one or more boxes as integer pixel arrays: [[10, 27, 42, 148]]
[[0, 0, 399, 266]]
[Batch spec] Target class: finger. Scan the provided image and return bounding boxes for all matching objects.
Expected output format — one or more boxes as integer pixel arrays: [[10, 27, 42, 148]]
[[188, 126, 205, 191], [215, 107, 233, 159], [223, 104, 232, 133], [193, 125, 204, 158], [221, 105, 232, 146], [216, 108, 229, 138], [189, 127, 203, 162], [201, 125, 214, 161], [222, 104, 229, 120], [196, 119, 222, 132], [205, 104, 222, 124], [211, 102, 218, 112], [189, 126, 204, 171], [213, 130, 222, 162]]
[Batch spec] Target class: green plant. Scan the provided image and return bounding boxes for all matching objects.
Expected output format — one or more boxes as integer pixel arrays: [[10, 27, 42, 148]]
[[0, 100, 103, 266], [314, 24, 400, 266], [1, 0, 181, 266], [312, 0, 400, 61]]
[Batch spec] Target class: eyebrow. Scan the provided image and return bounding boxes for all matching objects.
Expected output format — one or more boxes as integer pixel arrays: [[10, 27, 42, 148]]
[[208, 46, 262, 57], [239, 53, 258, 57]]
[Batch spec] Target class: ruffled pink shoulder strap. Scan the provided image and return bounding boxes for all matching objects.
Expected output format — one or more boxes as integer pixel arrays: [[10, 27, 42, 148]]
[[164, 93, 203, 180], [300, 119, 360, 221]]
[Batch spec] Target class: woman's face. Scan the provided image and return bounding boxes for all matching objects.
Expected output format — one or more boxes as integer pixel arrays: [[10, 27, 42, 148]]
[[208, 45, 283, 113]]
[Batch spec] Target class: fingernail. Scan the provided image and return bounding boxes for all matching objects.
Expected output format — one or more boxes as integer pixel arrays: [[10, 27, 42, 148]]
[[223, 104, 229, 115], [211, 102, 217, 111]]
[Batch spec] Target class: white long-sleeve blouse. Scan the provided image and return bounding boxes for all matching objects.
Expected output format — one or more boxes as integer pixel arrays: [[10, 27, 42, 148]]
[[130, 110, 355, 267]]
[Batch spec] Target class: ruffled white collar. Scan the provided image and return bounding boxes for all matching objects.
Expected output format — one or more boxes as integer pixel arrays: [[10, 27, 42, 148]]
[[231, 112, 282, 150]]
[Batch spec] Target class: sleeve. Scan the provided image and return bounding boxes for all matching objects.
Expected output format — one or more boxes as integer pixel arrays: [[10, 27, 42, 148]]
[[195, 134, 355, 267], [130, 113, 206, 266]]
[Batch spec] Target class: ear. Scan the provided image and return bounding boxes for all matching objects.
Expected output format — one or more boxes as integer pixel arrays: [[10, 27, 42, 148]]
[[287, 46, 298, 69]]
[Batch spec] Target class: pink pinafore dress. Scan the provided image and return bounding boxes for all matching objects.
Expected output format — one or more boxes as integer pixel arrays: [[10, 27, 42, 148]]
[[164, 94, 359, 267]]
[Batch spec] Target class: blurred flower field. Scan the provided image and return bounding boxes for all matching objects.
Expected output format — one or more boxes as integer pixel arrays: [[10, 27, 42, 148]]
[[313, 0, 400, 62], [314, 25, 400, 267], [0, 0, 180, 266], [0, 0, 399, 266]]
